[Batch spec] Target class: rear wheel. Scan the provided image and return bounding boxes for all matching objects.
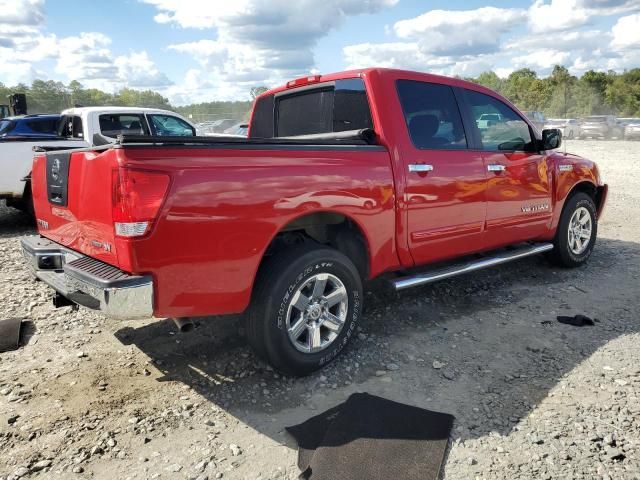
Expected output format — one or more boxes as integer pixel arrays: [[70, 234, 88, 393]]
[[247, 244, 363, 376], [550, 192, 597, 267]]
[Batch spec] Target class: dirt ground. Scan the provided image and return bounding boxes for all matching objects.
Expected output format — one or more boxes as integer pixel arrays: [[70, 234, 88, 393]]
[[1, 139, 639, 480]]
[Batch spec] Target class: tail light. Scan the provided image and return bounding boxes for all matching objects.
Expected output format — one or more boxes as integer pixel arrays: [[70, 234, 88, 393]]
[[112, 168, 170, 238]]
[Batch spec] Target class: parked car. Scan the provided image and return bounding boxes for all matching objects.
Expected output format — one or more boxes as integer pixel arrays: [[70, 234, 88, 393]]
[[523, 111, 546, 131], [1, 107, 195, 213], [22, 68, 607, 376], [197, 119, 238, 135], [623, 118, 640, 140], [223, 122, 249, 136], [476, 113, 503, 129], [543, 118, 580, 139], [0, 114, 62, 138], [579, 115, 623, 139]]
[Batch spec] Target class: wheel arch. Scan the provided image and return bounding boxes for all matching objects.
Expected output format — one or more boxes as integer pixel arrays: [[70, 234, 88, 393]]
[[551, 179, 602, 234], [258, 210, 372, 282]]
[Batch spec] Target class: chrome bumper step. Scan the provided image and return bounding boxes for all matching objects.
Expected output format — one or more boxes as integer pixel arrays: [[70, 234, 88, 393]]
[[392, 243, 554, 291]]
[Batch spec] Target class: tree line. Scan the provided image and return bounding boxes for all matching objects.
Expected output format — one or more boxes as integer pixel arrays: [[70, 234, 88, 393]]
[[1, 66, 638, 119], [470, 66, 640, 118]]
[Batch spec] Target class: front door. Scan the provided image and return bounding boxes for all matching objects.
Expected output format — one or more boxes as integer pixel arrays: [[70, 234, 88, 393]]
[[396, 80, 488, 265], [462, 89, 553, 249]]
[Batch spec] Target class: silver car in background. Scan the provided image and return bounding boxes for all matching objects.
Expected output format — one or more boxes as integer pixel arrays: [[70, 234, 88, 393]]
[[579, 115, 623, 140], [621, 118, 640, 140], [543, 118, 580, 139]]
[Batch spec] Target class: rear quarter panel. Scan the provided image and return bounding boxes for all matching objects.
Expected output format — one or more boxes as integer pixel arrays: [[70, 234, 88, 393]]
[[121, 146, 398, 318]]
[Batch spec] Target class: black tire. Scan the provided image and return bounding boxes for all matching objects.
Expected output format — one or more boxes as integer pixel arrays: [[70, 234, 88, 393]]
[[22, 183, 35, 217], [247, 244, 363, 376], [550, 192, 597, 267]]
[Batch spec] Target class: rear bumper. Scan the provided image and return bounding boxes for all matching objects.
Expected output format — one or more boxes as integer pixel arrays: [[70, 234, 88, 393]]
[[20, 236, 154, 320]]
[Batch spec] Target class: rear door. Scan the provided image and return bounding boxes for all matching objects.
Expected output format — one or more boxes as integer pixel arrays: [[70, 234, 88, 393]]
[[396, 80, 488, 265], [460, 89, 553, 249]]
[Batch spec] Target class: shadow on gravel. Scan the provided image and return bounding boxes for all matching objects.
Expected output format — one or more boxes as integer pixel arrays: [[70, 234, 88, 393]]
[[115, 236, 640, 446], [0, 203, 35, 238]]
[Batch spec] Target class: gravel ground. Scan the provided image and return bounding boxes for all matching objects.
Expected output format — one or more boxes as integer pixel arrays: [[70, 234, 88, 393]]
[[0, 139, 639, 480]]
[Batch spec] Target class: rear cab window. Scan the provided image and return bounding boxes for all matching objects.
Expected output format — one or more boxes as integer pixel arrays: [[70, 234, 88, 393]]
[[396, 79, 468, 150], [59, 116, 84, 139], [99, 114, 148, 137], [249, 78, 373, 138]]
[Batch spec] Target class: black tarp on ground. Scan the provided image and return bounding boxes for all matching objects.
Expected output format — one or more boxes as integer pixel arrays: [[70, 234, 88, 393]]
[[286, 392, 454, 480], [0, 317, 23, 353]]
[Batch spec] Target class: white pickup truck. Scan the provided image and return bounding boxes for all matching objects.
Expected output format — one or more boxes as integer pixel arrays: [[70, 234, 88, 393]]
[[1, 106, 195, 213]]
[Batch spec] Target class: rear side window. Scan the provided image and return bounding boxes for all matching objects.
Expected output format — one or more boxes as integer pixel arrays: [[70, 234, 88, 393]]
[[99, 114, 148, 137], [25, 118, 59, 134], [148, 114, 195, 136], [250, 78, 373, 138], [396, 80, 467, 150]]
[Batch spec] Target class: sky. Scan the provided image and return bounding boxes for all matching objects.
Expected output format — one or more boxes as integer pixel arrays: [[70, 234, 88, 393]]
[[0, 0, 638, 105]]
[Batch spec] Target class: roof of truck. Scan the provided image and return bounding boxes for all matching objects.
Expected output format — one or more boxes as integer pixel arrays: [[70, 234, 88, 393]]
[[61, 106, 179, 116], [259, 67, 508, 103]]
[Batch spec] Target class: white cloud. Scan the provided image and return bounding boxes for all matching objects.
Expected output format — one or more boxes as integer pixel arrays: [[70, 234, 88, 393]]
[[0, 0, 44, 26], [512, 49, 572, 71], [114, 51, 173, 88], [144, 0, 398, 99], [0, 1, 172, 93], [528, 0, 590, 33], [395, 7, 527, 56], [611, 13, 640, 49]]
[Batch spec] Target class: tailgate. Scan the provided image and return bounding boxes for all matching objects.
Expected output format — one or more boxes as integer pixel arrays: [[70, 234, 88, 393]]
[[31, 148, 122, 268]]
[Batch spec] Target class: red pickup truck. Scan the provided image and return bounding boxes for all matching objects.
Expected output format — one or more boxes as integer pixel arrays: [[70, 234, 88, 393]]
[[22, 68, 607, 375]]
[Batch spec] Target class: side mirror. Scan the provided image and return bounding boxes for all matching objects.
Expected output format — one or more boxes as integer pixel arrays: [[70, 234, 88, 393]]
[[541, 128, 562, 150]]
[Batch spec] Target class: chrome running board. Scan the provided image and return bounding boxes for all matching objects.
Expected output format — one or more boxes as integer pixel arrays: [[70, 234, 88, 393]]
[[392, 243, 554, 291]]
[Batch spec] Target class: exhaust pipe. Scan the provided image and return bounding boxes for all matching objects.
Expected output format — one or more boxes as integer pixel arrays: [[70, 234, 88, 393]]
[[172, 317, 195, 333]]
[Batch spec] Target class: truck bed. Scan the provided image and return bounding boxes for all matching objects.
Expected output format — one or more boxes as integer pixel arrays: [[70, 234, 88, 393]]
[[30, 130, 397, 318]]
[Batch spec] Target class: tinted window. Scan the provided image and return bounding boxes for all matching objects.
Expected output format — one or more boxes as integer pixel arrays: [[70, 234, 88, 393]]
[[0, 120, 14, 135], [277, 88, 333, 136], [333, 79, 372, 132], [396, 80, 467, 150], [273, 78, 373, 137], [25, 118, 59, 134], [58, 116, 83, 139], [465, 90, 534, 151], [250, 94, 275, 138], [99, 114, 147, 137], [148, 114, 195, 136]]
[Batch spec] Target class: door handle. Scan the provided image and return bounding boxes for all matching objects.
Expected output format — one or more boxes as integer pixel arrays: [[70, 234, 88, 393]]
[[487, 164, 506, 172], [408, 164, 434, 173]]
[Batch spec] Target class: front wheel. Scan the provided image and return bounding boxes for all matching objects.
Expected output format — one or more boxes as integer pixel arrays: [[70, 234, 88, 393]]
[[247, 244, 363, 376], [550, 192, 597, 267]]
